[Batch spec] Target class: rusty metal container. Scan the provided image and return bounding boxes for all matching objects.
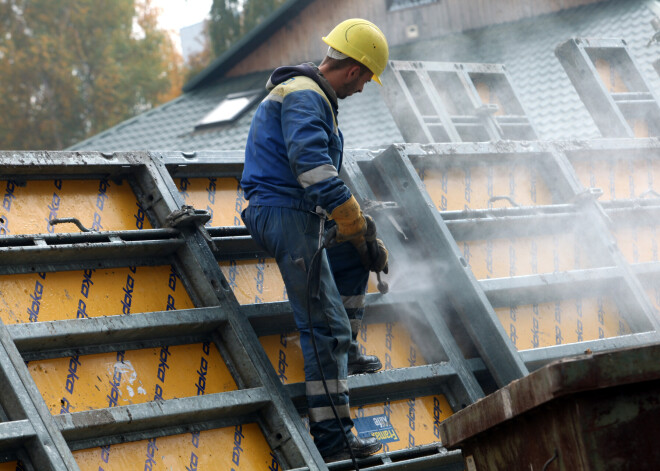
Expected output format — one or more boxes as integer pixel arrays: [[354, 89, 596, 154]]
[[438, 344, 660, 471]]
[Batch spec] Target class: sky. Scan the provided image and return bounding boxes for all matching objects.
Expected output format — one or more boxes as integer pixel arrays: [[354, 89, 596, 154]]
[[151, 0, 213, 49]]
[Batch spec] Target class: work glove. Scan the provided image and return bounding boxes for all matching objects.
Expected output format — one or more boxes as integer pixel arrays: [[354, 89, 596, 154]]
[[329, 196, 366, 243], [366, 237, 389, 274], [355, 215, 389, 273]]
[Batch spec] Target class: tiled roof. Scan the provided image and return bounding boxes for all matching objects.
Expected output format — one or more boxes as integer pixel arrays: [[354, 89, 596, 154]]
[[70, 0, 660, 152], [390, 0, 660, 140]]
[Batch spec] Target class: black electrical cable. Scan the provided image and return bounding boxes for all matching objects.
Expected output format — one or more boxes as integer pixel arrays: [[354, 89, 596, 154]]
[[305, 215, 360, 470]]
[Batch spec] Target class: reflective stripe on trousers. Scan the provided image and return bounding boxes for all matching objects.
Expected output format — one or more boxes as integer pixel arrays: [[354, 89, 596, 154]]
[[242, 204, 353, 456]]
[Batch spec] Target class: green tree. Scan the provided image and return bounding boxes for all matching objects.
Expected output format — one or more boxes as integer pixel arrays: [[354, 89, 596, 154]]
[[0, 0, 183, 150], [208, 0, 286, 59]]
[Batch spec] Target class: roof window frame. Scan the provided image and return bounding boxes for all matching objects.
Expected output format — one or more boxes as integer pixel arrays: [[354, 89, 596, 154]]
[[194, 89, 263, 130]]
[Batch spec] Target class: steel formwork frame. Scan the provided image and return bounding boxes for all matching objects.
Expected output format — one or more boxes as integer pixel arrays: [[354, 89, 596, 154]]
[[1, 139, 660, 470], [381, 61, 538, 143], [556, 38, 660, 138]]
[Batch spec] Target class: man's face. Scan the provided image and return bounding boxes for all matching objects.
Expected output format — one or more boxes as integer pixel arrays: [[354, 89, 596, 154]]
[[336, 69, 373, 99]]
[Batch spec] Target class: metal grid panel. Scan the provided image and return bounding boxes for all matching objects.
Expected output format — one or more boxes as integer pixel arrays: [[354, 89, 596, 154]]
[[556, 38, 660, 138], [381, 61, 538, 143], [1, 141, 659, 470]]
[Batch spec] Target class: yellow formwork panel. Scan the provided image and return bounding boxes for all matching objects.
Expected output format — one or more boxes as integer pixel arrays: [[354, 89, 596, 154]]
[[418, 164, 552, 212], [462, 234, 592, 280], [219, 260, 381, 306], [175, 177, 246, 227], [495, 297, 630, 351], [74, 423, 277, 471], [352, 395, 452, 452], [261, 322, 424, 385], [219, 259, 287, 305], [268, 322, 453, 454], [0, 463, 21, 471], [0, 179, 151, 236], [473, 82, 504, 116], [571, 156, 660, 201], [614, 225, 660, 264], [0, 265, 194, 323], [594, 58, 649, 137], [29, 342, 236, 414], [645, 286, 660, 315], [263, 324, 455, 451]]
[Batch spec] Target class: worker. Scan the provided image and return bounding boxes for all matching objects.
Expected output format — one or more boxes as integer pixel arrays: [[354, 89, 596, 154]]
[[240, 19, 389, 461]]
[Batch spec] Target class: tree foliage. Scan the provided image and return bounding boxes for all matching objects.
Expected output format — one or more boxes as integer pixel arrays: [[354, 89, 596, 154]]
[[0, 0, 184, 150], [208, 0, 287, 59]]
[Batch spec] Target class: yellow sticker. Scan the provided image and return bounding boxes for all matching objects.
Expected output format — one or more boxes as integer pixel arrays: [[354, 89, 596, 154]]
[[495, 297, 630, 350], [0, 265, 194, 324], [29, 342, 236, 414], [261, 322, 426, 385], [0, 178, 151, 236], [175, 177, 246, 227], [74, 423, 277, 471]]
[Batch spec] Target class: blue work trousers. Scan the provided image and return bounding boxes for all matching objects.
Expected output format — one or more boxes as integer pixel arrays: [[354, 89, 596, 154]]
[[242, 204, 368, 455]]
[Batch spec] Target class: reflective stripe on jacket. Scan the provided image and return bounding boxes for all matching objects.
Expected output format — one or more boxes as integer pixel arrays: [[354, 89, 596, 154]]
[[241, 75, 351, 213]]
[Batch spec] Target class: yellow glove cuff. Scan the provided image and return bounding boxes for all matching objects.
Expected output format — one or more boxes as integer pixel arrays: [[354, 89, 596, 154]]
[[329, 196, 366, 242]]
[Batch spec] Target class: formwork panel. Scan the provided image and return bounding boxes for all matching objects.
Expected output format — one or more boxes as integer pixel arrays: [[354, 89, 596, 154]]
[[220, 259, 380, 305], [352, 395, 452, 453], [0, 265, 194, 323], [0, 178, 150, 235], [462, 234, 595, 280], [175, 177, 246, 227], [29, 342, 236, 414], [494, 296, 629, 350], [261, 322, 427, 385], [473, 82, 505, 116], [592, 57, 650, 137], [418, 164, 553, 211], [73, 423, 276, 470], [613, 225, 660, 264], [219, 259, 287, 305], [571, 156, 660, 201]]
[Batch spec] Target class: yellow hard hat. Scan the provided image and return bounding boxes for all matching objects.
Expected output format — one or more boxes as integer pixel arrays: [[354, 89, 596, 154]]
[[322, 19, 389, 85]]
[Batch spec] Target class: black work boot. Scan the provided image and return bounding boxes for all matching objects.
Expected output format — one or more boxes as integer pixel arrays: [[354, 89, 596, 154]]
[[322, 433, 382, 462], [348, 340, 382, 375]]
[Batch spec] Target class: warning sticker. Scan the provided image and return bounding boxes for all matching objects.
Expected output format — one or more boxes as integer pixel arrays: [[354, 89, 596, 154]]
[[354, 414, 400, 444]]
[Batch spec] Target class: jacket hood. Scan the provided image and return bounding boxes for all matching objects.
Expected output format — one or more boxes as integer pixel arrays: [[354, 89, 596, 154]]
[[266, 63, 338, 114]]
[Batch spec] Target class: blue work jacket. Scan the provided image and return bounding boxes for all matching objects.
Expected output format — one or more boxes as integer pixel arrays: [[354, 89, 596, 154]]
[[241, 64, 352, 213]]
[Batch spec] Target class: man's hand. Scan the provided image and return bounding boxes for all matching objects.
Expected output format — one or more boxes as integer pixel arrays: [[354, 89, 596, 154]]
[[355, 215, 388, 273], [329, 196, 366, 243]]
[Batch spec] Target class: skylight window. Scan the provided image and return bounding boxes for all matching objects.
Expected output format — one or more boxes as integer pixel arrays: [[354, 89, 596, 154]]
[[195, 90, 261, 130]]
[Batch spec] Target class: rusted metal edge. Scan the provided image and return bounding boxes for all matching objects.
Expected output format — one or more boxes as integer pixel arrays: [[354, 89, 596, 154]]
[[438, 342, 660, 447]]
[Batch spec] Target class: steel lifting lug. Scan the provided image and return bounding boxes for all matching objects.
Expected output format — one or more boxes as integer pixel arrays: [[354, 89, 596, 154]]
[[49, 217, 92, 232], [166, 205, 212, 228], [166, 205, 217, 252]]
